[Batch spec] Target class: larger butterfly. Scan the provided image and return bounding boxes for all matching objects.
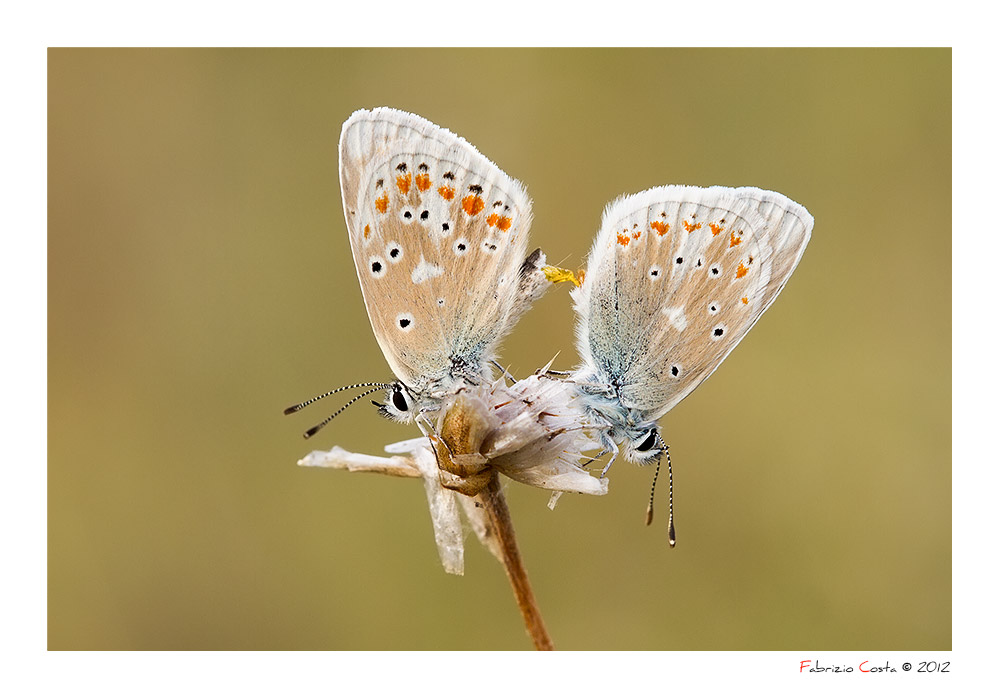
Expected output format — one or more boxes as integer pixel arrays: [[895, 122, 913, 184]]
[[569, 186, 813, 539], [287, 108, 551, 435]]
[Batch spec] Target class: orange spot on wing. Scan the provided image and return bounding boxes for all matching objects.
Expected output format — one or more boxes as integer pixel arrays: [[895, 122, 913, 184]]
[[651, 221, 669, 236], [462, 195, 485, 216], [486, 213, 500, 227], [741, 296, 749, 305], [709, 222, 724, 236], [396, 173, 412, 194], [415, 173, 431, 191], [632, 230, 641, 240], [438, 185, 455, 200], [364, 224, 370, 239], [736, 262, 749, 278], [683, 220, 702, 233], [375, 193, 389, 214], [497, 216, 512, 232], [730, 232, 742, 247], [617, 233, 630, 247]]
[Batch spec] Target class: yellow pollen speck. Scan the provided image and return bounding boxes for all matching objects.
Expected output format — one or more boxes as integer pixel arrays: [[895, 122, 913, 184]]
[[651, 221, 669, 236], [736, 262, 749, 278], [415, 173, 431, 191], [396, 173, 412, 194], [683, 220, 702, 233], [709, 222, 724, 236], [375, 193, 388, 214], [438, 185, 455, 200], [730, 232, 742, 247], [542, 265, 582, 287], [462, 195, 485, 216]]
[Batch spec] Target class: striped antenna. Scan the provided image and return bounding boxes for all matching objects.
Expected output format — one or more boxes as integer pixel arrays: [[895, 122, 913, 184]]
[[302, 385, 388, 439], [284, 382, 390, 415], [645, 434, 676, 547], [645, 458, 660, 526], [658, 433, 676, 547]]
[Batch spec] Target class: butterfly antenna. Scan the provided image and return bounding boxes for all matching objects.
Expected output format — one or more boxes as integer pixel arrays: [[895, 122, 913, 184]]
[[302, 385, 387, 439], [654, 432, 676, 548], [645, 456, 661, 526], [283, 382, 390, 415]]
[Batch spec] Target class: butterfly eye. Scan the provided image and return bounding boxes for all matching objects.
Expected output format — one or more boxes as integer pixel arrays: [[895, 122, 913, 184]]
[[392, 388, 409, 412], [635, 430, 657, 453]]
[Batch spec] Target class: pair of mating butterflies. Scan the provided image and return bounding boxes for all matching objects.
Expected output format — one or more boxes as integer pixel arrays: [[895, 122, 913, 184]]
[[289, 107, 813, 539]]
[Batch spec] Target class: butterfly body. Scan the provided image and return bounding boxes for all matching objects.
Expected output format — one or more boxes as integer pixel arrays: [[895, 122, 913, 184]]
[[571, 378, 659, 462], [570, 185, 813, 464], [338, 108, 549, 419]]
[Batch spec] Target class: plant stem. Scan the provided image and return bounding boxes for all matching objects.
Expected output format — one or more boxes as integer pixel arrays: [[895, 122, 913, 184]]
[[478, 472, 554, 651]]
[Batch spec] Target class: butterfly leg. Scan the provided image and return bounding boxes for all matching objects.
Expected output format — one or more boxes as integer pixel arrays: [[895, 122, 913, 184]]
[[599, 439, 620, 477], [580, 447, 609, 469], [532, 355, 568, 377], [414, 414, 436, 438], [572, 381, 616, 397], [541, 369, 573, 377], [490, 360, 518, 384]]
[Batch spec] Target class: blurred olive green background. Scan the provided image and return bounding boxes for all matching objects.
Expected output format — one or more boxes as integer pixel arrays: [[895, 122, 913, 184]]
[[49, 48, 950, 650]]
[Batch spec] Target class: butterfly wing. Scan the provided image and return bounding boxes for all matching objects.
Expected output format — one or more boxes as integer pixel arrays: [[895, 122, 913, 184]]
[[339, 108, 535, 395], [573, 185, 812, 421]]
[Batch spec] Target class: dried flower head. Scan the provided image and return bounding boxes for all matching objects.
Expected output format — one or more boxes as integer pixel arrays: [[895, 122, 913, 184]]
[[299, 372, 605, 575]]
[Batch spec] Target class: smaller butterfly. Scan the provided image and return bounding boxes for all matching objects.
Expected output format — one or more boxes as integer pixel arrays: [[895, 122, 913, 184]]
[[568, 185, 813, 543], [285, 108, 552, 438]]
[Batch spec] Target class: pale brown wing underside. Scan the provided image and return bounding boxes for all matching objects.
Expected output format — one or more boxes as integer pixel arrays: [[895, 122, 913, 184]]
[[574, 185, 812, 420], [340, 108, 533, 394]]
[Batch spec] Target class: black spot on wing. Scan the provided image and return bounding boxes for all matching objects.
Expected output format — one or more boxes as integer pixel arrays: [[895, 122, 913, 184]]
[[518, 248, 544, 279]]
